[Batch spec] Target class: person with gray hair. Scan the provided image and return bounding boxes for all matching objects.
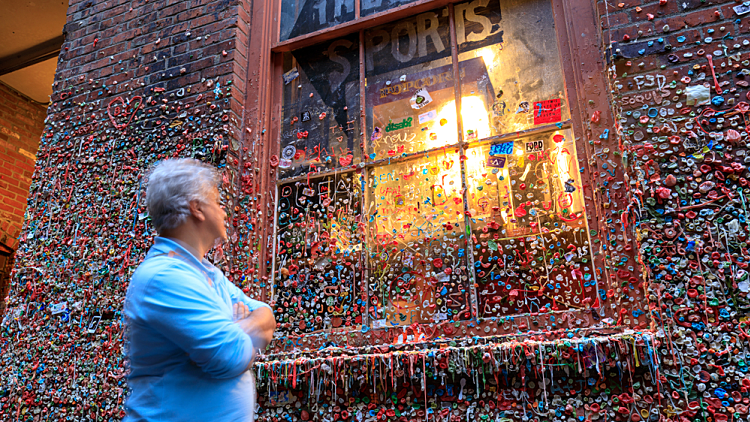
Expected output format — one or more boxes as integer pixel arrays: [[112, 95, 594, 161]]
[[123, 158, 276, 422]]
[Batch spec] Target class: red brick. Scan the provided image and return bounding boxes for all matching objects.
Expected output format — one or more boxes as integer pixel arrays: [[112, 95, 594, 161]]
[[0, 188, 16, 201], [14, 160, 35, 175], [6, 184, 28, 198], [700, 22, 735, 39], [3, 197, 23, 211], [603, 11, 631, 28], [656, 7, 724, 32], [0, 202, 14, 215], [1, 176, 19, 188], [633, 0, 681, 21]]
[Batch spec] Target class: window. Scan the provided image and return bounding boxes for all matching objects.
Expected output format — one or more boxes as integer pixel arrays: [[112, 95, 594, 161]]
[[271, 0, 600, 334]]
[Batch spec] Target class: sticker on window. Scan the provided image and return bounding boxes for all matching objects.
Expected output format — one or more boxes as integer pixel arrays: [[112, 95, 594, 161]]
[[418, 110, 437, 124], [386, 117, 413, 132], [410, 87, 433, 109], [486, 156, 506, 168], [282, 67, 299, 85], [525, 140, 544, 153], [533, 98, 562, 125], [489, 141, 513, 156]]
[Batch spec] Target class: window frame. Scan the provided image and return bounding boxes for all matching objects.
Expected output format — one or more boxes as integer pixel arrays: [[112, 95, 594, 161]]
[[247, 0, 644, 346]]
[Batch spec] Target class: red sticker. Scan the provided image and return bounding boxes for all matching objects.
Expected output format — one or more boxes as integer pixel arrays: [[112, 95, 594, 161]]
[[533, 98, 562, 125]]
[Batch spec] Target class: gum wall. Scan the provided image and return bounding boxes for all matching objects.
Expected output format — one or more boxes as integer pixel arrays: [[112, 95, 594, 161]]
[[1, 0, 750, 421]]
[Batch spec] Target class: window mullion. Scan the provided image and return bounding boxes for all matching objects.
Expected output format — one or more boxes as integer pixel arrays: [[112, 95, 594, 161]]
[[359, 30, 366, 166], [448, 3, 463, 147], [448, 3, 480, 321]]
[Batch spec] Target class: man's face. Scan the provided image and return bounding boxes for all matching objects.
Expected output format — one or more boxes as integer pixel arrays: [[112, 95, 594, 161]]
[[204, 187, 227, 242]]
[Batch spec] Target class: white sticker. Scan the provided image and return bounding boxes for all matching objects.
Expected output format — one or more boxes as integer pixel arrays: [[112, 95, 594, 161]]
[[281, 145, 296, 160], [685, 85, 710, 106], [525, 140, 544, 153], [432, 312, 447, 322], [734, 3, 750, 16], [50, 302, 68, 315], [418, 110, 437, 124], [410, 87, 433, 109], [87, 315, 102, 333]]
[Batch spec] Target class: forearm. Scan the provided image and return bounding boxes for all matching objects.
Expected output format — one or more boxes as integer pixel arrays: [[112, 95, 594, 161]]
[[235, 320, 273, 349], [235, 307, 276, 350]]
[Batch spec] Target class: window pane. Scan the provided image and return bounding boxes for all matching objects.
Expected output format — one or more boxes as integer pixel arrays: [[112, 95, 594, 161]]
[[279, 35, 362, 180], [361, 0, 421, 17], [457, 0, 569, 139], [464, 129, 597, 318], [364, 7, 455, 161], [366, 151, 470, 327], [274, 173, 364, 333], [280, 0, 355, 41]]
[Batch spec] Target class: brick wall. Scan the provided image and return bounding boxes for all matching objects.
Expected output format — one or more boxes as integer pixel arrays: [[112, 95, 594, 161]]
[[601, 0, 750, 421], [4, 0, 749, 419], [0, 81, 45, 250], [0, 0, 263, 419]]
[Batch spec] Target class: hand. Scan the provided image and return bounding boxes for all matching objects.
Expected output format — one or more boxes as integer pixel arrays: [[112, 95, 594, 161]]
[[232, 302, 251, 321]]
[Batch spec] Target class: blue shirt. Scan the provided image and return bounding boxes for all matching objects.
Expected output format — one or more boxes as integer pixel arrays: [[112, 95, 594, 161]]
[[124, 237, 270, 422]]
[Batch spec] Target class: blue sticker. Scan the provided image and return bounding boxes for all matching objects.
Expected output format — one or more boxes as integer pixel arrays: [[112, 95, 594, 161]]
[[489, 141, 514, 156]]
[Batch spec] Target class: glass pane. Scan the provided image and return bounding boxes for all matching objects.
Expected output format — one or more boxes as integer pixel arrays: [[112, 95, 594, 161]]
[[280, 0, 355, 41], [273, 173, 364, 333], [464, 129, 597, 318], [457, 0, 569, 139], [364, 7, 455, 161], [279, 35, 362, 180], [366, 151, 470, 327], [361, 0, 420, 16]]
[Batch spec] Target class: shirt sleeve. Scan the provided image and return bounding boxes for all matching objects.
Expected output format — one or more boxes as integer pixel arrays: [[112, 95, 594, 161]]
[[224, 275, 272, 312], [138, 260, 255, 379]]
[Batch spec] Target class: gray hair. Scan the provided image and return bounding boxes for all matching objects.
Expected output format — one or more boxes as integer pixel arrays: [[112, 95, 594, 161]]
[[146, 158, 221, 233]]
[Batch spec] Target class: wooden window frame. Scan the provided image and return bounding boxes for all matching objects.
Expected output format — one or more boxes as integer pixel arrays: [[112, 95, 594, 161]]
[[242, 0, 644, 349]]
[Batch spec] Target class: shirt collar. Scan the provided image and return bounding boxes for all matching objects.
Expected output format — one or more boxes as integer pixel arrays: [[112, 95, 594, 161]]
[[169, 237, 202, 260], [150, 237, 218, 273]]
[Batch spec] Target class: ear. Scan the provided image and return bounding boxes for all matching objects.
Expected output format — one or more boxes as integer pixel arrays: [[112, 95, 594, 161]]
[[188, 200, 207, 222]]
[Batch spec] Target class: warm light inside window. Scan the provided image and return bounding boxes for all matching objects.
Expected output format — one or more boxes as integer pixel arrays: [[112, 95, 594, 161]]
[[475, 47, 496, 70], [429, 96, 492, 149], [555, 139, 571, 182]]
